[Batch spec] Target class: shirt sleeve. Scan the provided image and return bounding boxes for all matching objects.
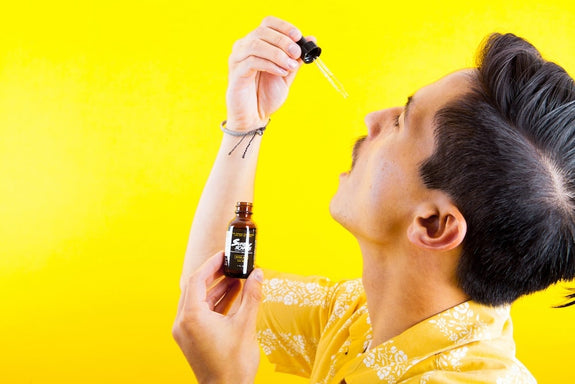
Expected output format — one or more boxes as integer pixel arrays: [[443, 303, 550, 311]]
[[256, 269, 341, 378]]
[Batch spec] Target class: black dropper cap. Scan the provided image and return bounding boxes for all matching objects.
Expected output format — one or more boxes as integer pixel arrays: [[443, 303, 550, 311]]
[[297, 37, 321, 64]]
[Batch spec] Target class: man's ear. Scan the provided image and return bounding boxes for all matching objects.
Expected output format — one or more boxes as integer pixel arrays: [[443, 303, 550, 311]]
[[407, 199, 467, 251]]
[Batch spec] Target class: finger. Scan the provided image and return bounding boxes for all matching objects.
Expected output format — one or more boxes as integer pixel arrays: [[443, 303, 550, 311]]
[[231, 38, 300, 74], [230, 17, 302, 69], [305, 35, 317, 44], [235, 268, 264, 325], [253, 24, 302, 60], [260, 16, 302, 43], [206, 277, 240, 310], [177, 274, 195, 316], [231, 55, 292, 77], [213, 278, 242, 315], [183, 252, 226, 311], [284, 60, 303, 86], [197, 251, 226, 288]]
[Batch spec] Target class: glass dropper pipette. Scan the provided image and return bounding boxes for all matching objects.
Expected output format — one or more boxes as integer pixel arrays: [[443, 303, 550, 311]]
[[297, 37, 349, 98]]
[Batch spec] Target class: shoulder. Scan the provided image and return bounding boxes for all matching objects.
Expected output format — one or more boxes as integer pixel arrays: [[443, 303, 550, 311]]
[[261, 269, 364, 309]]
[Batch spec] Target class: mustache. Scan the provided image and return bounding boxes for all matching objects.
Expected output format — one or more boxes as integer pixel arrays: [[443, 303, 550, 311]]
[[351, 135, 367, 170]]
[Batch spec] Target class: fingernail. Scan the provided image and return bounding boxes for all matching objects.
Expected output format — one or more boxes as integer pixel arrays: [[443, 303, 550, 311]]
[[289, 28, 302, 41], [287, 59, 299, 70], [252, 269, 264, 283], [288, 44, 300, 58]]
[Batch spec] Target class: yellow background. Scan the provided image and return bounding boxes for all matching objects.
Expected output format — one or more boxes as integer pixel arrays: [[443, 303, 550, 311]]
[[1, 0, 574, 383]]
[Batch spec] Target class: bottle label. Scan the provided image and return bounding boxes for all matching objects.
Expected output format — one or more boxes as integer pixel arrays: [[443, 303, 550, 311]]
[[224, 226, 256, 277]]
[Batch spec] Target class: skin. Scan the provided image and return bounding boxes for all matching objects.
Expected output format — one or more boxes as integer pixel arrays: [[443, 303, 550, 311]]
[[174, 16, 474, 382], [173, 253, 264, 384], [173, 17, 305, 383], [331, 70, 473, 345]]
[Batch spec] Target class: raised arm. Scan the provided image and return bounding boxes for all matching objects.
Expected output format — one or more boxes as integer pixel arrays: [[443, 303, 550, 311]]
[[180, 17, 304, 288]]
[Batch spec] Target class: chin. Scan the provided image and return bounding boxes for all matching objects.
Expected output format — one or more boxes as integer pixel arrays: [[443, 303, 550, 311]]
[[329, 194, 350, 230], [329, 194, 341, 220]]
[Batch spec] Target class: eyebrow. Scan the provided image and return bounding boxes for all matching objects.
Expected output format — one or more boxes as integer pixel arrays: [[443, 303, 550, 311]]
[[404, 95, 415, 126]]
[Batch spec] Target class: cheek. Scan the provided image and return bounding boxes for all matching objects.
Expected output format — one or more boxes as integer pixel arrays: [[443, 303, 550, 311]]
[[366, 156, 416, 217], [368, 163, 399, 206]]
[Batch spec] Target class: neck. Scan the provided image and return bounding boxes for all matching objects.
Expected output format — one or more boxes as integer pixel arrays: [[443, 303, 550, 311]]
[[359, 240, 468, 347]]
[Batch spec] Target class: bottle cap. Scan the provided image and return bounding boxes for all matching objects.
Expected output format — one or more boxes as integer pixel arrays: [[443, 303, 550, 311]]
[[235, 201, 253, 213], [297, 37, 321, 64]]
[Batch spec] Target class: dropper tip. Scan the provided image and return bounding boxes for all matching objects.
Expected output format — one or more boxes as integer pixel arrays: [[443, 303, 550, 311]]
[[314, 58, 349, 99]]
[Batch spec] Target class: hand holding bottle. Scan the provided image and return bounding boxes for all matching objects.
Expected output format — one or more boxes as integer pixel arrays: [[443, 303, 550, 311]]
[[173, 252, 264, 384]]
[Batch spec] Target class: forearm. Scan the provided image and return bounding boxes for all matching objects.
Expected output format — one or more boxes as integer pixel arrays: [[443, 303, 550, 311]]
[[179, 16, 303, 289], [180, 133, 262, 288], [174, 15, 305, 384]]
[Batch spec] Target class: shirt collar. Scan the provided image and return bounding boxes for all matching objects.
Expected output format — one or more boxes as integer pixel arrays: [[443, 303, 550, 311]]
[[340, 301, 513, 383]]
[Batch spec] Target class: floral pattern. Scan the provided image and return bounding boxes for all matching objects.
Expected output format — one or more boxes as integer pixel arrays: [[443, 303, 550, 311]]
[[429, 302, 490, 343], [257, 272, 536, 384], [263, 277, 332, 308], [435, 346, 469, 371], [362, 341, 410, 382], [257, 328, 317, 364], [324, 279, 363, 331], [318, 305, 370, 384]]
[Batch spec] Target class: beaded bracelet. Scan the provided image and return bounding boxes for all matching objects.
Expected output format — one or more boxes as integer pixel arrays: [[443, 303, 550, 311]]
[[220, 119, 269, 158]]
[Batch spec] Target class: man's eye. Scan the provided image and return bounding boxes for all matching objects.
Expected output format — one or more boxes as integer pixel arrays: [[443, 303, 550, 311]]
[[393, 114, 400, 128]]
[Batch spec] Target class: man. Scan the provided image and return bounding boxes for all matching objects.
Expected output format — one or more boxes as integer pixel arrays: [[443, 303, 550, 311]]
[[173, 16, 575, 383]]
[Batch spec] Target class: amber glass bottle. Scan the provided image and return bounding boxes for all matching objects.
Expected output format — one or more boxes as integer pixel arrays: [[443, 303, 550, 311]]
[[224, 202, 256, 278]]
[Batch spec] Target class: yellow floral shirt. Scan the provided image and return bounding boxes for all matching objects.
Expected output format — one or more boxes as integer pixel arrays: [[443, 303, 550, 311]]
[[256, 270, 536, 384]]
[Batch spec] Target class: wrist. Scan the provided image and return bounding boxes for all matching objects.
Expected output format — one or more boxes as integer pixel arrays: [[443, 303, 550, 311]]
[[220, 120, 268, 159], [224, 119, 264, 131], [221, 119, 269, 134]]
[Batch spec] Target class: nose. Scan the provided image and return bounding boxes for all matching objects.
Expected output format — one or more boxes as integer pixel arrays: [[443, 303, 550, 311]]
[[364, 107, 403, 138]]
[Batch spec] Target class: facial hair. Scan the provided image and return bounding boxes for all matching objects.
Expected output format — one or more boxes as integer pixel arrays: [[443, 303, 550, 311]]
[[350, 135, 367, 172]]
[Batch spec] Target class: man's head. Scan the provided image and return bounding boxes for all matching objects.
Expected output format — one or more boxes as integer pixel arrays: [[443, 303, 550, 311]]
[[331, 33, 575, 306], [330, 70, 472, 254], [420, 33, 575, 305]]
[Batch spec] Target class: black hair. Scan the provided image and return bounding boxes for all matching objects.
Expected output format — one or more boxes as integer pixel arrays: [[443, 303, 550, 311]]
[[420, 33, 575, 306]]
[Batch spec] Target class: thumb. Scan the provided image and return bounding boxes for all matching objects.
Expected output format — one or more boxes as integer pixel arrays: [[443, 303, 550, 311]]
[[237, 268, 264, 325]]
